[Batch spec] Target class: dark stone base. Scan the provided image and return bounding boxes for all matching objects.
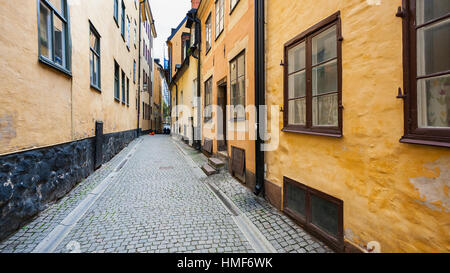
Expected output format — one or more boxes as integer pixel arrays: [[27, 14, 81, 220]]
[[0, 129, 137, 242]]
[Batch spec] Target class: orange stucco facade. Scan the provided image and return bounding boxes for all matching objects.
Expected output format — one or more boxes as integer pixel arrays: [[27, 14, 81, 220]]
[[264, 0, 450, 252], [197, 0, 256, 181]]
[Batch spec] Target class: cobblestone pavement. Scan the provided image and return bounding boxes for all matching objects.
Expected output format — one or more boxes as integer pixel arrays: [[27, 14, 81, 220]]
[[173, 138, 333, 253], [1, 135, 332, 253], [0, 138, 140, 253]]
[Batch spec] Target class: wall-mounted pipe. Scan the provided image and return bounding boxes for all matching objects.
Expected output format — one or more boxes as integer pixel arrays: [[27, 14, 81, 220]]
[[254, 0, 265, 196]]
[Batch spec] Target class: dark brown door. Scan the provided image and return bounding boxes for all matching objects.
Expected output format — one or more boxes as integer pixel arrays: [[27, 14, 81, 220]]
[[217, 84, 227, 151]]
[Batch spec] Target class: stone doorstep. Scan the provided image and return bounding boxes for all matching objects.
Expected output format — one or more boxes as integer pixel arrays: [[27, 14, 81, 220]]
[[208, 157, 225, 170], [201, 164, 217, 176]]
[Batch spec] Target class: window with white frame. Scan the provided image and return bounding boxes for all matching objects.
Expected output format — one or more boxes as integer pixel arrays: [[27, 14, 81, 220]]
[[205, 14, 212, 52], [215, 0, 224, 38]]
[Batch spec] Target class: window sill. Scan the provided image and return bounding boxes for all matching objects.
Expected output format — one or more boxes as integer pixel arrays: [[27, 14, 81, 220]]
[[400, 136, 450, 148], [114, 17, 119, 28], [90, 84, 102, 93], [282, 127, 342, 138], [205, 47, 211, 56], [114, 97, 121, 103], [38, 56, 72, 77], [204, 118, 213, 123]]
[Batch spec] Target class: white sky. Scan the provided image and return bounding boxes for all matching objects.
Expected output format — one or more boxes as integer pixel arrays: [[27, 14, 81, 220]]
[[150, 0, 191, 61]]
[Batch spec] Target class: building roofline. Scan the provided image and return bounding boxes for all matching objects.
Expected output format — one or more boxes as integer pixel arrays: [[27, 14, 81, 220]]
[[167, 17, 188, 43], [141, 0, 157, 38]]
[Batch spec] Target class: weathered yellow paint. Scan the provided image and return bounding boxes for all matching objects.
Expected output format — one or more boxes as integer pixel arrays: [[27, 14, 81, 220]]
[[265, 0, 450, 252], [167, 16, 197, 142], [197, 0, 256, 174], [170, 54, 198, 143], [0, 0, 146, 155]]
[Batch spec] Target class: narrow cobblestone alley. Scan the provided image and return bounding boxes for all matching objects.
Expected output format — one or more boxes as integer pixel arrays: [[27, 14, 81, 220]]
[[0, 136, 331, 253]]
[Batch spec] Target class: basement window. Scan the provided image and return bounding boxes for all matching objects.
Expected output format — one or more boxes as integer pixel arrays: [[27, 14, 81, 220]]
[[231, 146, 245, 178], [38, 0, 71, 74], [283, 177, 343, 251]]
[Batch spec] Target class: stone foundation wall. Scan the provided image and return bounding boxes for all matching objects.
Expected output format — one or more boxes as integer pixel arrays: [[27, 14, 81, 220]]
[[0, 129, 137, 241]]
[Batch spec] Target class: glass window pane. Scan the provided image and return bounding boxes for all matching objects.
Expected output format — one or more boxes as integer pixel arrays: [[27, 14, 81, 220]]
[[416, 0, 450, 25], [90, 31, 98, 52], [95, 55, 100, 86], [313, 93, 338, 127], [288, 98, 306, 125], [238, 77, 245, 105], [238, 55, 245, 77], [39, 3, 52, 59], [417, 75, 450, 128], [90, 52, 94, 84], [288, 70, 306, 99], [48, 0, 62, 14], [230, 61, 237, 81], [286, 183, 306, 217], [312, 25, 337, 65], [231, 81, 238, 106], [417, 18, 450, 76], [312, 59, 338, 96], [53, 15, 65, 66], [288, 42, 305, 73], [311, 194, 339, 238]]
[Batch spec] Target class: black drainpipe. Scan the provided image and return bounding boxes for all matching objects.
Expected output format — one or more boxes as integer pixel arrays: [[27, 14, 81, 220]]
[[189, 11, 202, 151], [254, 0, 265, 196]]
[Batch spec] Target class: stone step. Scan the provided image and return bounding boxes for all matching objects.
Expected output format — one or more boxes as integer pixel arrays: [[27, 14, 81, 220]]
[[208, 157, 225, 170], [201, 164, 217, 176], [217, 151, 229, 167]]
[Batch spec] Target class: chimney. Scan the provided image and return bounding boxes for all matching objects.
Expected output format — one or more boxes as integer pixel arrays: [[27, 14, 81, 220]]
[[191, 0, 200, 9]]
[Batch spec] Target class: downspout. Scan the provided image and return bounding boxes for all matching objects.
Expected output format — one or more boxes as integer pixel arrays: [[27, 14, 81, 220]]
[[254, 0, 265, 196], [137, 0, 144, 136], [190, 14, 202, 151]]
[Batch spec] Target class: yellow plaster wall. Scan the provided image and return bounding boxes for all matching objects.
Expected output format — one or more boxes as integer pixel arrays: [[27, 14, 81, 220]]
[[265, 0, 450, 252], [198, 0, 256, 174], [168, 22, 190, 79], [0, 0, 142, 155]]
